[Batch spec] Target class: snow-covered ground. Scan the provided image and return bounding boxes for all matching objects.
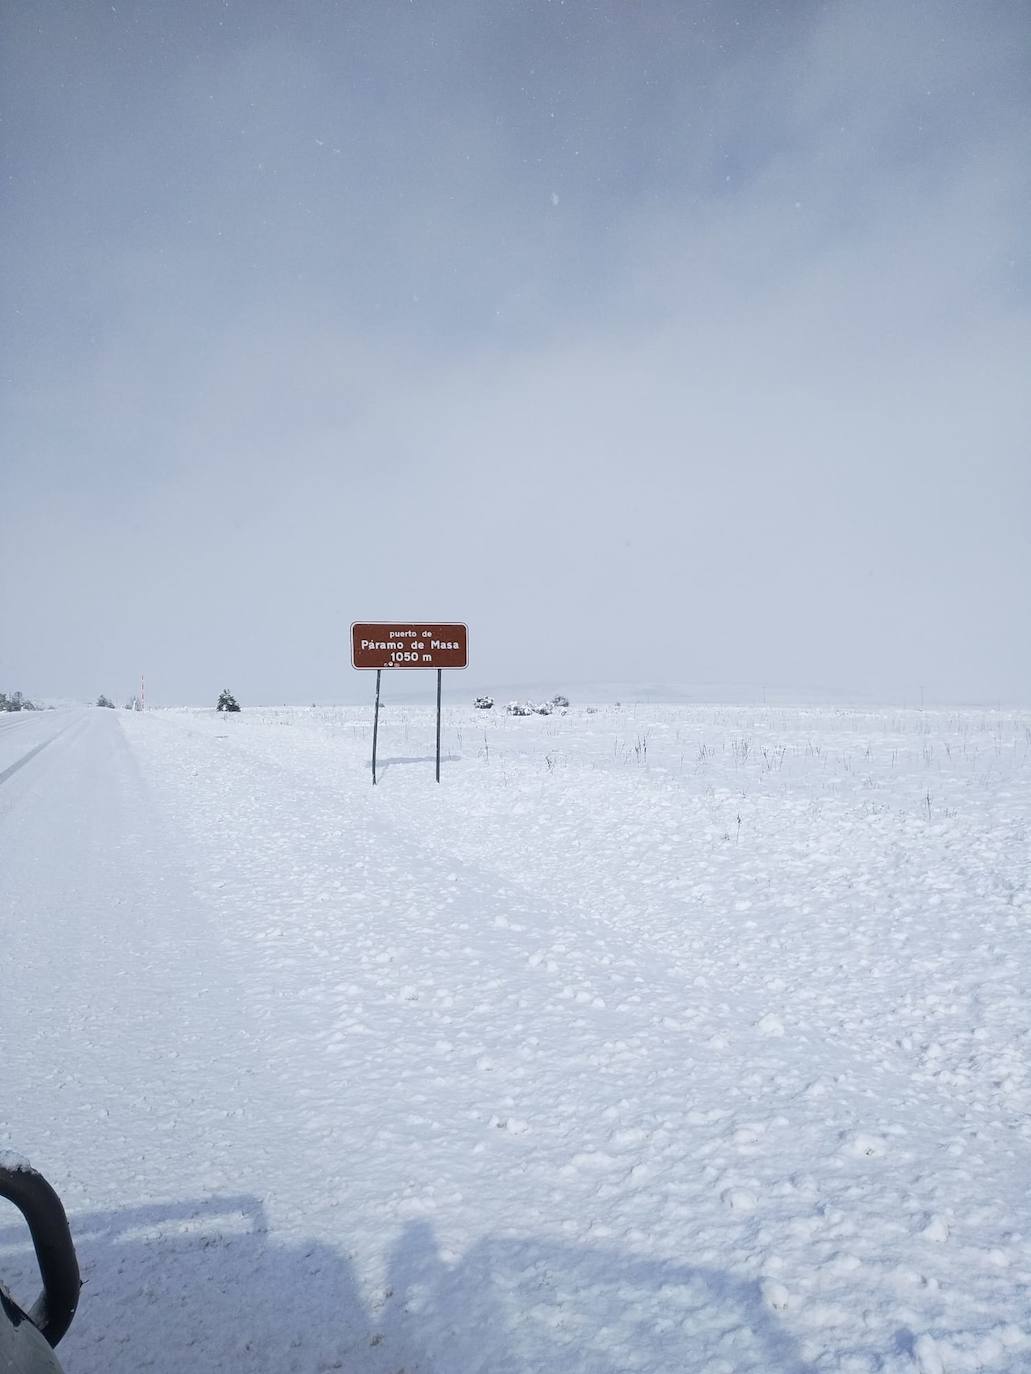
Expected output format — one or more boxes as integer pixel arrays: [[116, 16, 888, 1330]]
[[2, 700, 1029, 1373]]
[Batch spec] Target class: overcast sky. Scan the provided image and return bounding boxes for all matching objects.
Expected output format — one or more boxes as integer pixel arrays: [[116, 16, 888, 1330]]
[[2, 0, 1028, 706]]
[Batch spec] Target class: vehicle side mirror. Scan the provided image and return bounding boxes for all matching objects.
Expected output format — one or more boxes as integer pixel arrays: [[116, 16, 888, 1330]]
[[0, 1158, 80, 1363]]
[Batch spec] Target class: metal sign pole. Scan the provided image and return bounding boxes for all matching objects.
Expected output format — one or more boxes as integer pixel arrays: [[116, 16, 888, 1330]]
[[372, 669, 382, 786], [435, 669, 442, 783]]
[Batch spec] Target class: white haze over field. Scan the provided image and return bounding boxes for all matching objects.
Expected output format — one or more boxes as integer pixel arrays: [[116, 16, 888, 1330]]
[[2, 0, 1028, 706]]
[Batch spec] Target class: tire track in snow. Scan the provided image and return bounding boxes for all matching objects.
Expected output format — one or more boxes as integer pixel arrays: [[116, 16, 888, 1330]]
[[0, 713, 88, 786], [0, 712, 40, 737]]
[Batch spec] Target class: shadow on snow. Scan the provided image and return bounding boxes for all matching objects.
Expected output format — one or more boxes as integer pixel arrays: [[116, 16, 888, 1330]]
[[0, 1194, 820, 1372], [369, 754, 461, 776]]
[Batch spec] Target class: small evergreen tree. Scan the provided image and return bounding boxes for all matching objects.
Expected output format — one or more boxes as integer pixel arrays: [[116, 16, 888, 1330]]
[[217, 689, 241, 713], [96, 694, 115, 708]]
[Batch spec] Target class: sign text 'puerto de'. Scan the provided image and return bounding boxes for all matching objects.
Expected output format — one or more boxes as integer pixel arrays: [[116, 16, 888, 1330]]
[[351, 622, 468, 785]]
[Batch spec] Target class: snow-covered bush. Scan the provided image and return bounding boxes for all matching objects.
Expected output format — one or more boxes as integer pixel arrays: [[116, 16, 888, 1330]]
[[551, 694, 570, 708], [508, 700, 562, 717], [474, 696, 494, 710]]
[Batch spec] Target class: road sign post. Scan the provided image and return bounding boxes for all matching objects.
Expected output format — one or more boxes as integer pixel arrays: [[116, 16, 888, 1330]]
[[351, 623, 468, 784], [435, 669, 442, 783], [371, 669, 382, 785]]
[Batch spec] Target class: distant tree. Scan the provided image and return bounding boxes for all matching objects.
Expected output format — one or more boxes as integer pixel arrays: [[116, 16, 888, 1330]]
[[1, 690, 36, 712], [551, 694, 570, 708], [217, 689, 241, 713], [474, 696, 494, 710], [96, 694, 115, 708]]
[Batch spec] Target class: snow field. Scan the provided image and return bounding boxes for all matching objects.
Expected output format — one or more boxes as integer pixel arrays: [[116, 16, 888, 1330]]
[[1, 702, 1029, 1372]]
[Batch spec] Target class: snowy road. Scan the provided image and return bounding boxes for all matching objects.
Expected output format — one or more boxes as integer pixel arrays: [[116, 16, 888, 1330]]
[[2, 703, 1030, 1373]]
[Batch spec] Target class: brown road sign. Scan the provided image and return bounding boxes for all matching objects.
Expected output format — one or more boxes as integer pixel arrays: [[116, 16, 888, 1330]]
[[351, 622, 468, 670]]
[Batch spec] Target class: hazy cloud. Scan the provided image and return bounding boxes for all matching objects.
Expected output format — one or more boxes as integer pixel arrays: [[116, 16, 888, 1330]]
[[3, 0, 1028, 703]]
